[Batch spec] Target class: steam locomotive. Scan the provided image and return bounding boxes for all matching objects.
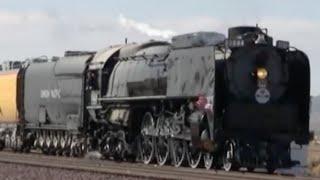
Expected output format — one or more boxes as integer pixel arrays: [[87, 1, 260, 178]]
[[0, 26, 310, 173]]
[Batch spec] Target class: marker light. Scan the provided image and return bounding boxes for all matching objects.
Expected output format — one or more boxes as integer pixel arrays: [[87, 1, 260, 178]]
[[257, 68, 268, 79]]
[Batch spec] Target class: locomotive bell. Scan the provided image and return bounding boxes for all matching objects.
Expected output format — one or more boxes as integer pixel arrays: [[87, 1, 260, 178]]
[[255, 34, 267, 44], [228, 26, 262, 39]]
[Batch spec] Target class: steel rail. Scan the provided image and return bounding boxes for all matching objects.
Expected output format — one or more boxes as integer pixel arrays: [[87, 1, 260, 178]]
[[0, 151, 316, 180]]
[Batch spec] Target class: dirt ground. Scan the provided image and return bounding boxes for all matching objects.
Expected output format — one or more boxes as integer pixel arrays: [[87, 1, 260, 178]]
[[0, 162, 149, 180], [309, 142, 320, 176]]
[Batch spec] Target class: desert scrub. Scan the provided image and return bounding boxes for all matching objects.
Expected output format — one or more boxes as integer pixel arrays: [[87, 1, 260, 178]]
[[309, 142, 320, 177]]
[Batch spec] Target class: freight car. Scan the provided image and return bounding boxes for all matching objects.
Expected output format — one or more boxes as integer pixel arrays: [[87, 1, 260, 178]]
[[0, 61, 22, 150], [0, 26, 311, 174]]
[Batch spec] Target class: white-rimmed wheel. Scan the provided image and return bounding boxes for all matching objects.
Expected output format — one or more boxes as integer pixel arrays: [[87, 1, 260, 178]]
[[13, 135, 22, 152], [171, 139, 186, 167], [80, 138, 88, 156], [155, 136, 170, 166], [60, 135, 66, 149], [187, 141, 202, 168], [39, 133, 45, 149], [63, 135, 72, 157], [42, 131, 50, 154], [138, 112, 155, 164], [56, 133, 62, 156], [222, 140, 239, 171], [204, 152, 213, 170], [53, 134, 58, 149], [201, 129, 213, 170]]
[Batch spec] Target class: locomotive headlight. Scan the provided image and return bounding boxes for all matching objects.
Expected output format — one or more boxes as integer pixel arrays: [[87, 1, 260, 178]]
[[257, 68, 268, 79]]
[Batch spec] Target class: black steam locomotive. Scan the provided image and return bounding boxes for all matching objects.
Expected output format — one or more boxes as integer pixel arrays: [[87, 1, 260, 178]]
[[1, 26, 310, 173]]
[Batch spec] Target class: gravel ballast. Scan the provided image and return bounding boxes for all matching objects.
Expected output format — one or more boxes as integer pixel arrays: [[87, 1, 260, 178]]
[[0, 162, 149, 180]]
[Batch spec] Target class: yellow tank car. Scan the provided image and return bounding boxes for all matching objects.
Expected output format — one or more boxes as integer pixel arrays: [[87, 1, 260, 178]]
[[0, 70, 19, 123]]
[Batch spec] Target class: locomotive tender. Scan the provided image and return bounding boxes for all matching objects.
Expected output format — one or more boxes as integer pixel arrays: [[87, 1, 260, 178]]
[[0, 26, 310, 173]]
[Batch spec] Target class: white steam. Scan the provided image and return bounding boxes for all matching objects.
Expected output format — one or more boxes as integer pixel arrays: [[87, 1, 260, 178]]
[[119, 14, 176, 39]]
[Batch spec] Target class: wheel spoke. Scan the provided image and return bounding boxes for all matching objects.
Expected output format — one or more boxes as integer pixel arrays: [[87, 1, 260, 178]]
[[155, 137, 169, 166], [171, 139, 186, 167], [138, 112, 155, 164], [140, 135, 154, 164], [223, 141, 239, 171], [187, 141, 202, 168]]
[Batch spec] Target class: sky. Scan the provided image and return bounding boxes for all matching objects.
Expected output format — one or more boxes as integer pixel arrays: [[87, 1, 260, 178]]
[[0, 0, 319, 95]]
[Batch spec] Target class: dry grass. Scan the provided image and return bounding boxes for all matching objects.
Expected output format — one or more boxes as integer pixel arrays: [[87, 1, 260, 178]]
[[309, 142, 320, 176]]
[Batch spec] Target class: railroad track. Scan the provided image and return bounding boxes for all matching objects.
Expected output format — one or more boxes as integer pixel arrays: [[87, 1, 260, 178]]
[[0, 151, 317, 180]]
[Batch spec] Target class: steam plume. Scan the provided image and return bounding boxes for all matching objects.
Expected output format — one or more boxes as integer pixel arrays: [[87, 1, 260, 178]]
[[119, 14, 176, 39]]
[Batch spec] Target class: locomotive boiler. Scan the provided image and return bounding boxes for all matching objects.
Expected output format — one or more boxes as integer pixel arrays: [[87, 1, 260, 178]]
[[85, 34, 223, 166]]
